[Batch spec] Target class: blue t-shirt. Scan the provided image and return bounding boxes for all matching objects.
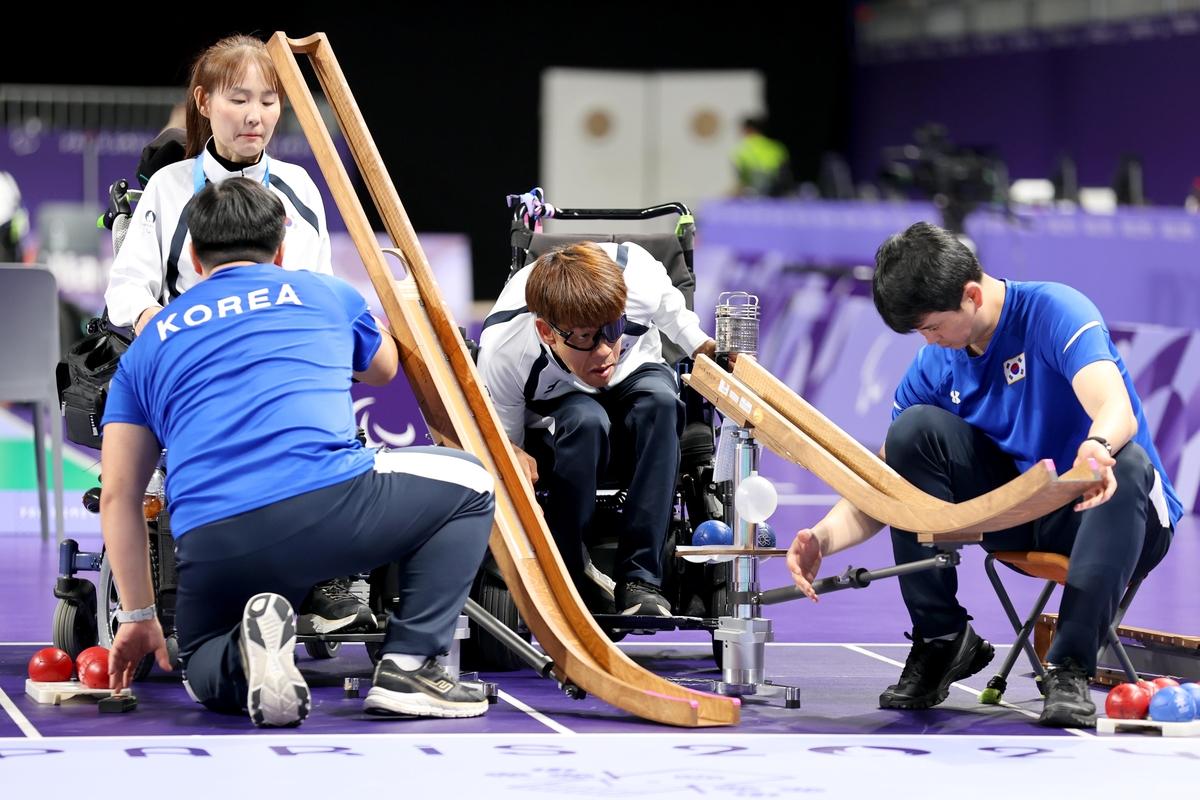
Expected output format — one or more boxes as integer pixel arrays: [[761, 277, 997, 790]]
[[892, 280, 1182, 526], [103, 264, 383, 537]]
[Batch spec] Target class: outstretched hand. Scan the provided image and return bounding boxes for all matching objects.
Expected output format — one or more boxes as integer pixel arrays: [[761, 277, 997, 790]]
[[787, 529, 824, 602], [108, 619, 172, 693]]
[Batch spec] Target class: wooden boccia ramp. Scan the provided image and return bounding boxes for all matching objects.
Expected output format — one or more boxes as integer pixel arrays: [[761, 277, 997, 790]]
[[684, 355, 1103, 543], [265, 32, 738, 728]]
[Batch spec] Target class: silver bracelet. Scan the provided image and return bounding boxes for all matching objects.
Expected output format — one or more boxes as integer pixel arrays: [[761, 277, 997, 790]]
[[115, 604, 157, 623]]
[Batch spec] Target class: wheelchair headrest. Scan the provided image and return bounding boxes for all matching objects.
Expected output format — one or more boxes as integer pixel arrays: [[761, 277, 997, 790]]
[[521, 233, 692, 296]]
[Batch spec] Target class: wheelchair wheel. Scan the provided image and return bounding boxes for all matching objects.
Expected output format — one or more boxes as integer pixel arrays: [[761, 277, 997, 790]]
[[52, 598, 97, 659], [98, 555, 155, 681], [304, 639, 341, 659], [473, 572, 530, 672]]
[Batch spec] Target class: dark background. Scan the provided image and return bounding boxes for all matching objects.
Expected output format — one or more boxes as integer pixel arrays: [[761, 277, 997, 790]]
[[6, 8, 852, 299]]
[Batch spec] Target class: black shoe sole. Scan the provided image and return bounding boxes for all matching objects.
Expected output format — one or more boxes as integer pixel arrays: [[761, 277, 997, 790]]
[[1037, 704, 1097, 728], [879, 638, 996, 710]]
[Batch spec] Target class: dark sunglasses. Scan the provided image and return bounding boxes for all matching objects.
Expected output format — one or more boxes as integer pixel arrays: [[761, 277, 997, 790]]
[[543, 315, 628, 352]]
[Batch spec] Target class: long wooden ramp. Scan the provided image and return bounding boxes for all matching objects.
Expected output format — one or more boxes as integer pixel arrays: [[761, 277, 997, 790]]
[[684, 356, 1101, 540], [267, 33, 738, 727]]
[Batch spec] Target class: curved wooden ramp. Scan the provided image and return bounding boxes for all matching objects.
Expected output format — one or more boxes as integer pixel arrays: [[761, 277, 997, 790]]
[[267, 33, 738, 728], [684, 356, 1100, 541]]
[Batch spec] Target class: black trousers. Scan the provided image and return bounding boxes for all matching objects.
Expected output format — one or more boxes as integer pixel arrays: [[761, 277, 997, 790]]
[[175, 447, 494, 713], [526, 362, 684, 587], [886, 405, 1172, 674]]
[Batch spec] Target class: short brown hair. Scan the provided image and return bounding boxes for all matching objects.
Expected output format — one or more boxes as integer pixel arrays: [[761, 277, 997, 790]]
[[185, 35, 283, 158], [525, 242, 627, 329]]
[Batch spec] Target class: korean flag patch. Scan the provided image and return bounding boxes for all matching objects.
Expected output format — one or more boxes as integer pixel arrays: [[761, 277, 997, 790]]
[[1003, 352, 1026, 385]]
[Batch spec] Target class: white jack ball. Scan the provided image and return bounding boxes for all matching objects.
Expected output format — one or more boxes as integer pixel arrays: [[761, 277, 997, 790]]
[[734, 473, 777, 524]]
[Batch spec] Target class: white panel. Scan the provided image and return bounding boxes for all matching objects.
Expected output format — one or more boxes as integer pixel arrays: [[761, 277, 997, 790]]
[[541, 68, 647, 212], [651, 71, 764, 217]]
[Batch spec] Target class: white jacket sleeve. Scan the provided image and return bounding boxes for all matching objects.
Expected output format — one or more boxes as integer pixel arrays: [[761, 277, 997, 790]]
[[478, 337, 535, 449], [649, 260, 710, 357], [104, 177, 167, 328]]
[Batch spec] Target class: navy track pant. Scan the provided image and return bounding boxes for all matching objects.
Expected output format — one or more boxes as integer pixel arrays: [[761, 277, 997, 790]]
[[175, 446, 494, 713], [886, 405, 1172, 674], [526, 362, 684, 587]]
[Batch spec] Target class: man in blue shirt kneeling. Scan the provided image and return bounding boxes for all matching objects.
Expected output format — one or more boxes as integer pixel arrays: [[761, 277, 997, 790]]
[[100, 177, 496, 726], [786, 222, 1177, 728]]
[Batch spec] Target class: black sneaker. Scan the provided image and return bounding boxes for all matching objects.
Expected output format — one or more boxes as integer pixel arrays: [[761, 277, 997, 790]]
[[297, 577, 376, 634], [1038, 657, 1096, 728], [617, 580, 672, 617], [240, 593, 310, 728], [363, 658, 489, 718], [879, 624, 995, 710]]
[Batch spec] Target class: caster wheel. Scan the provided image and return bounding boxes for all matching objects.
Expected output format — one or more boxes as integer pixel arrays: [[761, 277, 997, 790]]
[[53, 598, 98, 659], [304, 639, 341, 659]]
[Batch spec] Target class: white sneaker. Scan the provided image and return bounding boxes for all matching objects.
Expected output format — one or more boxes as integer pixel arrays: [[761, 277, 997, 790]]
[[241, 593, 309, 727]]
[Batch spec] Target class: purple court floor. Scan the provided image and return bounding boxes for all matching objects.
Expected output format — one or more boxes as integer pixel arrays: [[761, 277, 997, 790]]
[[3, 469, 1199, 795]]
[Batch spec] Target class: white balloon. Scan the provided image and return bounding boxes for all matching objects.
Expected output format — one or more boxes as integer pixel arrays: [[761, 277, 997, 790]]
[[734, 473, 777, 524]]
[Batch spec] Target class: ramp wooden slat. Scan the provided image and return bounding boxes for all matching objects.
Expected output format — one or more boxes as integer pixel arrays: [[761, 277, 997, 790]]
[[267, 33, 737, 727], [733, 357, 941, 508], [685, 356, 1101, 539]]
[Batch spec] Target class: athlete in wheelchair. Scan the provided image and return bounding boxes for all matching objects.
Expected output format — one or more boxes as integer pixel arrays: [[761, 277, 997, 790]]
[[470, 193, 728, 667]]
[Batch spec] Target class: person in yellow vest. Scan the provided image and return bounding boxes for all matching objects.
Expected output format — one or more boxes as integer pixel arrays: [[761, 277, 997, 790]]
[[732, 117, 793, 197]]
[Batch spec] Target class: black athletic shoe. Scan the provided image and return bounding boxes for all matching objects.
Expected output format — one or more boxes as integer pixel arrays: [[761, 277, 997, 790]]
[[297, 577, 376, 634], [580, 564, 617, 615], [363, 658, 489, 718], [617, 580, 672, 617], [1038, 657, 1097, 728], [879, 624, 995, 710], [241, 593, 310, 728]]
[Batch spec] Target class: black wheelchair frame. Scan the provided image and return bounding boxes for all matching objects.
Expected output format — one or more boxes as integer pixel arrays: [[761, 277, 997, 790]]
[[467, 193, 738, 671]]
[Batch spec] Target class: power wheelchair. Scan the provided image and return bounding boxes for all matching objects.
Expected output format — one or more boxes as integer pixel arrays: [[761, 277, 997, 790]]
[[467, 190, 738, 671], [50, 179, 512, 690]]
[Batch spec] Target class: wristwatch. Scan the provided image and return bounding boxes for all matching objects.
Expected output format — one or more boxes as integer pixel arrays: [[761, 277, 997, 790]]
[[115, 604, 157, 624], [1085, 436, 1113, 456]]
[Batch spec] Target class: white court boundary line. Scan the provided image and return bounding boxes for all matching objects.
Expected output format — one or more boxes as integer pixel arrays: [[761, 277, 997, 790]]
[[0, 642, 53, 647], [0, 685, 41, 739], [841, 644, 1093, 739], [498, 690, 576, 735]]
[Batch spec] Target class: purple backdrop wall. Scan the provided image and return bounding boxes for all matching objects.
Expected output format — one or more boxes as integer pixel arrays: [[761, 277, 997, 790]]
[[851, 31, 1200, 205]]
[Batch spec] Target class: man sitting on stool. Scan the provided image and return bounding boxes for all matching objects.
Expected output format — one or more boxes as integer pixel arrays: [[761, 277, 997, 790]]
[[787, 222, 1178, 728], [101, 178, 495, 726], [478, 241, 716, 617]]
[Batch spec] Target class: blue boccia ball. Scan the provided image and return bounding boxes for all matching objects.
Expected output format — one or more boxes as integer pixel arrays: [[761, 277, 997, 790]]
[[692, 519, 733, 546], [1181, 682, 1200, 709], [756, 522, 776, 548], [1148, 685, 1197, 723]]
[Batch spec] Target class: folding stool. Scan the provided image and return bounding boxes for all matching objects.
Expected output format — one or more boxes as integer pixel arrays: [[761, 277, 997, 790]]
[[979, 550, 1142, 703]]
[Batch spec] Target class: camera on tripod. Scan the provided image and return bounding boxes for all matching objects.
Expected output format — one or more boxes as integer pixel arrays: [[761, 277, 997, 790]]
[[879, 123, 1009, 233]]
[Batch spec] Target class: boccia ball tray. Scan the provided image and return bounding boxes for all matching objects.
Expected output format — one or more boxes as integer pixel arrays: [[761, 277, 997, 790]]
[[1097, 716, 1200, 737], [26, 678, 135, 711], [676, 545, 788, 564]]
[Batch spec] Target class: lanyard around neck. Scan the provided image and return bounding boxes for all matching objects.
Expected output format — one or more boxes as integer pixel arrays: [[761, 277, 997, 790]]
[[193, 147, 271, 195]]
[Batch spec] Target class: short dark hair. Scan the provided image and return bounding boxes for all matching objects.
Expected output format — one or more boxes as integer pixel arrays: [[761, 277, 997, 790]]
[[188, 178, 286, 269], [872, 221, 983, 333]]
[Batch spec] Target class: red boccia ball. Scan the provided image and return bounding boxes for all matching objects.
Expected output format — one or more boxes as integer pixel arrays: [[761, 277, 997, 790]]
[[1138, 681, 1161, 700], [75, 646, 109, 678], [1105, 682, 1152, 720], [1153, 677, 1181, 690], [28, 648, 73, 683], [79, 657, 110, 689]]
